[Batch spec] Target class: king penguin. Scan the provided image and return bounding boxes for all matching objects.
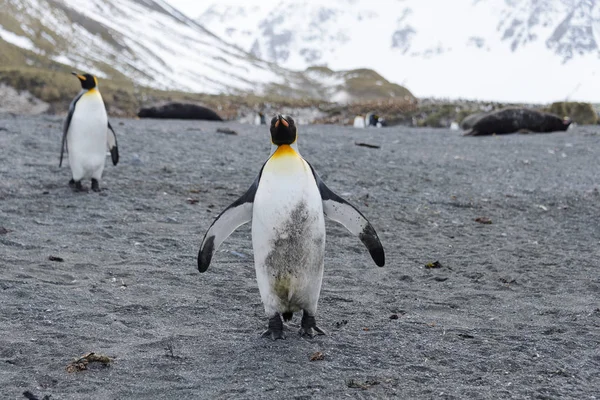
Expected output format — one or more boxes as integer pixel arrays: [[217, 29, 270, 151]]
[[59, 72, 119, 192], [198, 114, 385, 340]]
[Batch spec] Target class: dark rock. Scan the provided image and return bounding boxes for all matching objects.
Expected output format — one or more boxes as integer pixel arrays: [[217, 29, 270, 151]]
[[138, 103, 223, 121], [216, 127, 238, 135], [354, 142, 380, 149]]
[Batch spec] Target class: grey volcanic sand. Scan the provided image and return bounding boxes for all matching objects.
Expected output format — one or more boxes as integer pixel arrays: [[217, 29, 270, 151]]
[[1, 115, 599, 399]]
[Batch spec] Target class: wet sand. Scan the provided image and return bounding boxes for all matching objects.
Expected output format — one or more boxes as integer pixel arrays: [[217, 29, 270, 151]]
[[1, 115, 599, 399]]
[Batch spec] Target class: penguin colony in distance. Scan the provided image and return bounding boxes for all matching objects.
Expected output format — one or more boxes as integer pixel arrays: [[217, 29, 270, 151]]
[[254, 111, 266, 125], [354, 113, 387, 128], [198, 115, 385, 340], [59, 72, 119, 192]]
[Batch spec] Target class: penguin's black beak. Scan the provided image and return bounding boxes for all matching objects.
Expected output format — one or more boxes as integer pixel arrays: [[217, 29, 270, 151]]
[[274, 114, 289, 128], [71, 71, 86, 81], [270, 114, 297, 145]]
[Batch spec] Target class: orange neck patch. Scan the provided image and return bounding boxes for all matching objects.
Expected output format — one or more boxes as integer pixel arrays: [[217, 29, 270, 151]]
[[270, 144, 298, 159]]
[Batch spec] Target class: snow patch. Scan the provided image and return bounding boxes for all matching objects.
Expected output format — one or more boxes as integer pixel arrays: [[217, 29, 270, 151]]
[[0, 26, 38, 52], [331, 90, 350, 103]]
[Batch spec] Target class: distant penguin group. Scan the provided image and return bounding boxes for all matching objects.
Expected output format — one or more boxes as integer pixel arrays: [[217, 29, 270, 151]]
[[353, 112, 387, 128], [59, 72, 119, 192]]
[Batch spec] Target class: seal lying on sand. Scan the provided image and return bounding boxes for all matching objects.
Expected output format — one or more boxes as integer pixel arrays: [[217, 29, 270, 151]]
[[138, 103, 223, 121], [463, 108, 571, 136], [460, 112, 486, 130]]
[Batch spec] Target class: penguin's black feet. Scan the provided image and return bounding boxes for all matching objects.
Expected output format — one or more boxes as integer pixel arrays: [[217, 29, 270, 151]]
[[70, 179, 86, 192], [261, 314, 286, 341], [300, 311, 327, 338], [91, 179, 100, 192]]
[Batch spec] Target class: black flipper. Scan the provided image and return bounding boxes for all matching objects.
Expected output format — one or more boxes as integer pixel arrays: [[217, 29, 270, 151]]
[[307, 162, 385, 267], [197, 165, 265, 272], [107, 121, 119, 166], [59, 91, 84, 167]]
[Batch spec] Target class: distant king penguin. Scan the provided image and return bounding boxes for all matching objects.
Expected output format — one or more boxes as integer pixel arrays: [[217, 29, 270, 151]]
[[198, 115, 385, 340], [59, 72, 119, 192]]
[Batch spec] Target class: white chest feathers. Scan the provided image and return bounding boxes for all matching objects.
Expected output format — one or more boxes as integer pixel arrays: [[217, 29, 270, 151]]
[[252, 144, 325, 243], [67, 89, 109, 178], [69, 89, 107, 140], [252, 145, 325, 266]]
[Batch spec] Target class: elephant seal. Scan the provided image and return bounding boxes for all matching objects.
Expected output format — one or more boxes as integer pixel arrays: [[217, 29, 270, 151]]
[[463, 108, 571, 136], [138, 103, 223, 121]]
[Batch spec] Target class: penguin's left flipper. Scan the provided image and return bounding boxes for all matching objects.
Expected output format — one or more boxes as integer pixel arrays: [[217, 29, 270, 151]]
[[197, 166, 265, 272], [308, 163, 385, 267], [59, 91, 84, 167], [107, 122, 119, 166]]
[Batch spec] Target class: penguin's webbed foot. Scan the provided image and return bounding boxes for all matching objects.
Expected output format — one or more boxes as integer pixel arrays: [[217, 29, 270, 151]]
[[70, 179, 87, 192], [91, 179, 101, 192], [261, 314, 286, 341], [300, 312, 327, 338]]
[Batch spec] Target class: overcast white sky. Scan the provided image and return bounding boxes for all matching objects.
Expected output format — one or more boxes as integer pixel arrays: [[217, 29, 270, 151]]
[[166, 1, 278, 18]]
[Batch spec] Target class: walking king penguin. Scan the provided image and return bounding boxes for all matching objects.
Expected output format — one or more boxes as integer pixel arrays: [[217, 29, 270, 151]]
[[198, 115, 385, 340], [59, 72, 119, 192]]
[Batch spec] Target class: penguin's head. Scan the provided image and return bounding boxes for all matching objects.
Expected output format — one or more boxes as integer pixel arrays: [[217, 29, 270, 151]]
[[72, 71, 98, 90], [270, 114, 297, 145]]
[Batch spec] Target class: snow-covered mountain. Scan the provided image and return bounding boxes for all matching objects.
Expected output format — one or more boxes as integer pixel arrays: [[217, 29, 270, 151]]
[[0, 0, 411, 101], [197, 0, 600, 103], [0, 0, 287, 94]]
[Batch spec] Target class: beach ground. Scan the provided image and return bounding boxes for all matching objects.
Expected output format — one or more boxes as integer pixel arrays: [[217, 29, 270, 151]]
[[1, 116, 599, 399]]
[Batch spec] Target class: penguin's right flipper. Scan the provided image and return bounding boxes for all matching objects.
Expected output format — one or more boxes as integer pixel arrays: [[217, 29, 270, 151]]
[[197, 166, 264, 272], [107, 121, 119, 165], [59, 91, 84, 167], [307, 163, 385, 267]]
